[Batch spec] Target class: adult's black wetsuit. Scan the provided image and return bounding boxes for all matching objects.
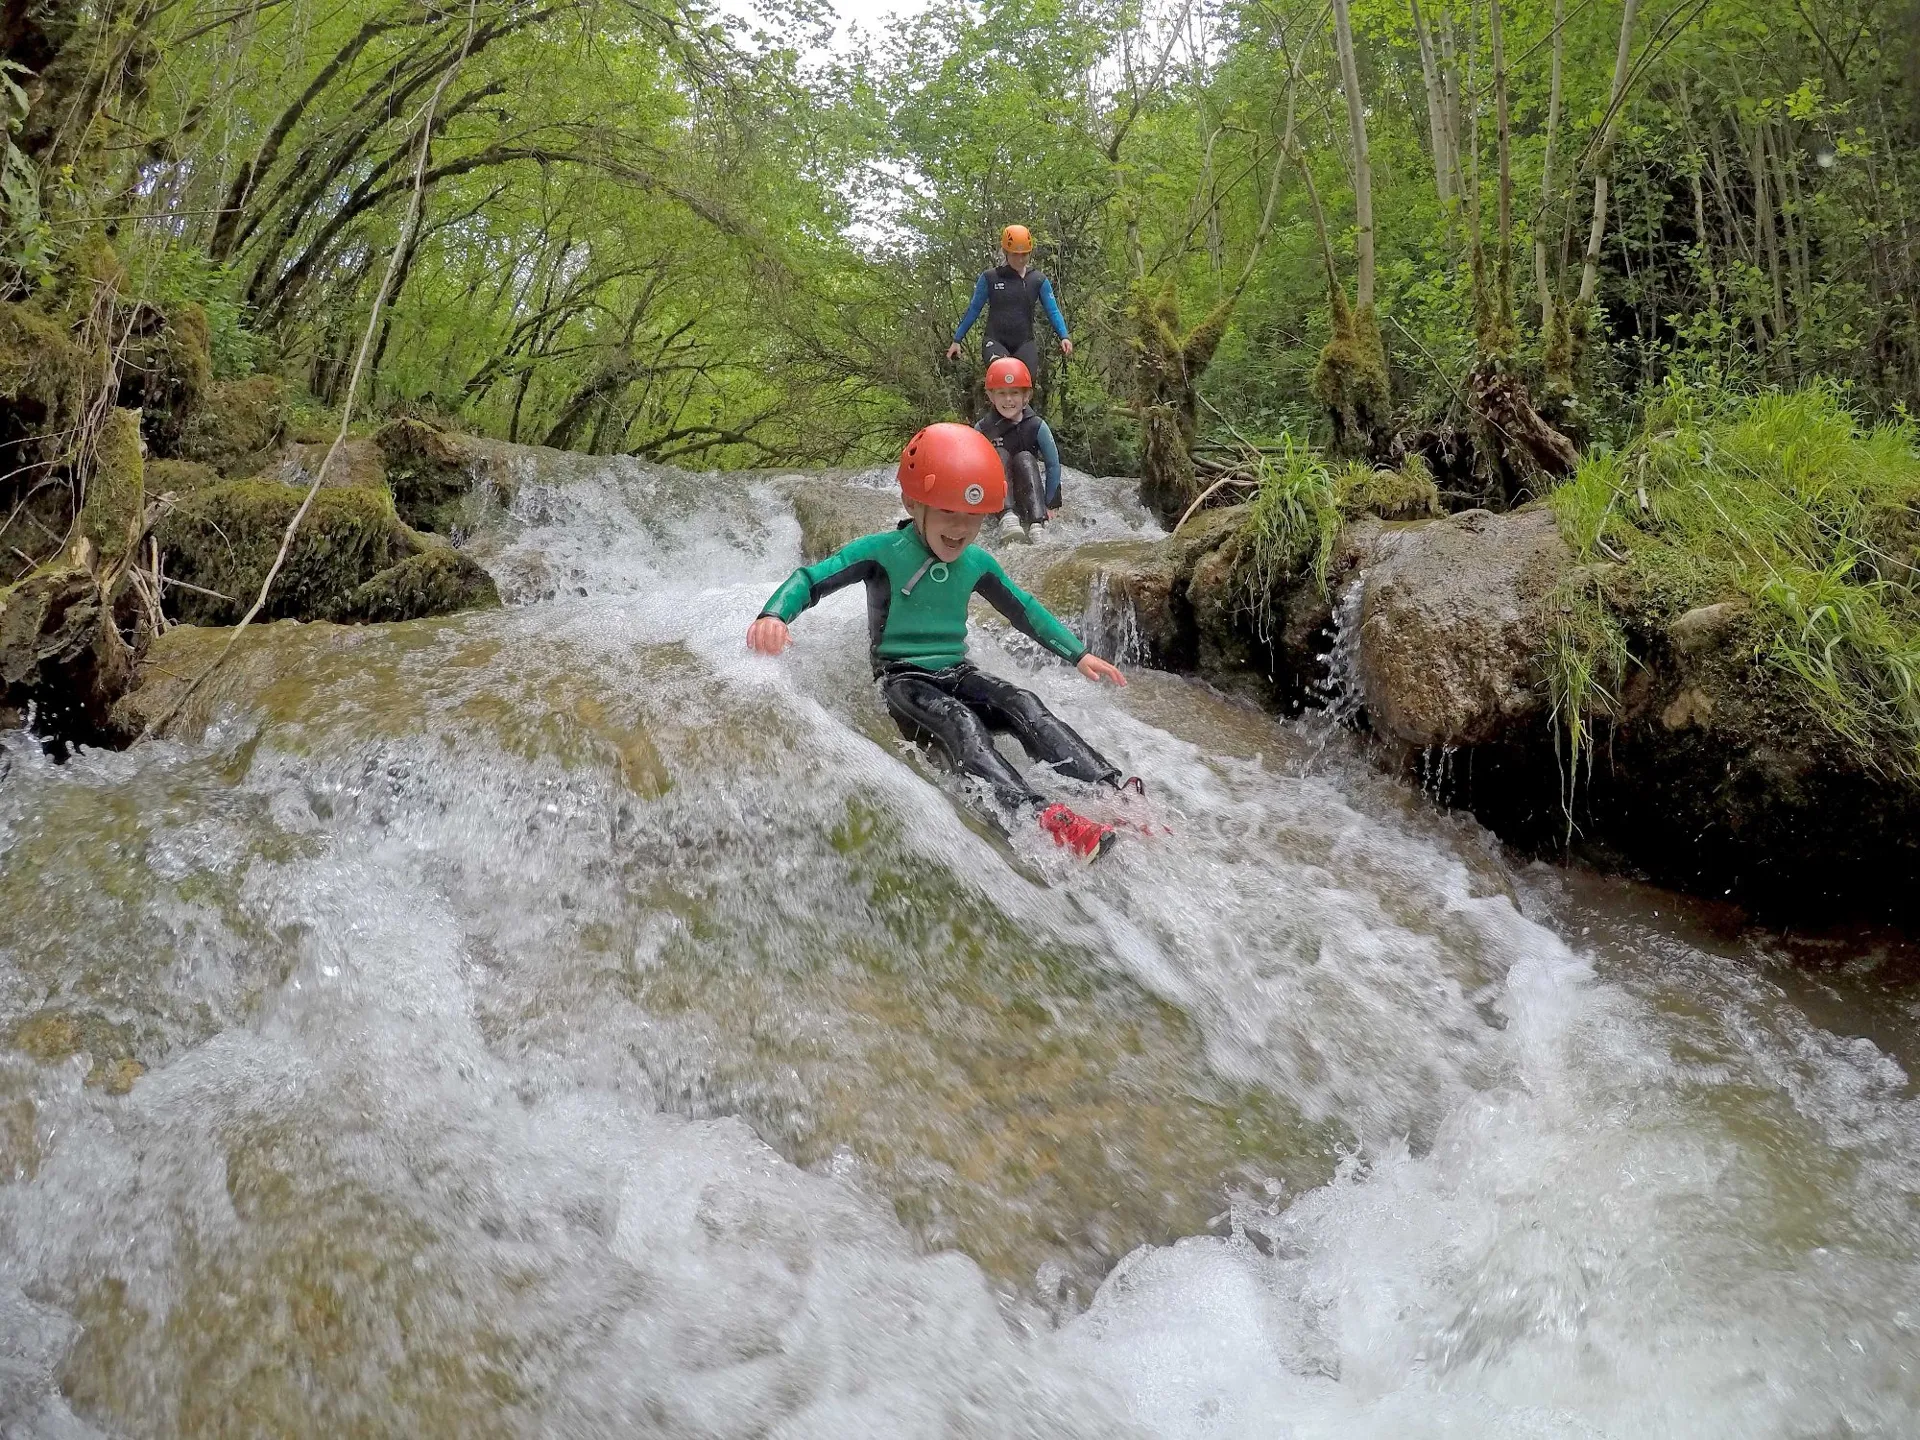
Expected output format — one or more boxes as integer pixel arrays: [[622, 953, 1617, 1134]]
[[952, 265, 1070, 377]]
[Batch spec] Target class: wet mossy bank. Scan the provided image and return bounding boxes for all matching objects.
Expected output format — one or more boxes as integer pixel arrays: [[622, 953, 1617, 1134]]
[[2, 402, 503, 748], [1048, 393, 1920, 926]]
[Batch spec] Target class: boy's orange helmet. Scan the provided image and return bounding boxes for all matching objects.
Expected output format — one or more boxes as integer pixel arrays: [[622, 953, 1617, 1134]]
[[984, 357, 1033, 391], [898, 423, 1007, 514], [1000, 224, 1034, 254]]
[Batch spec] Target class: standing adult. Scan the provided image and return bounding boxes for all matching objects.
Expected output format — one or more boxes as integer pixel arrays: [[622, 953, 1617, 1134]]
[[945, 225, 1075, 379]]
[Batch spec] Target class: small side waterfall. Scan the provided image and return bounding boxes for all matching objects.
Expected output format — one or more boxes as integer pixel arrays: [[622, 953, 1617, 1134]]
[[1308, 576, 1368, 730], [1083, 569, 1147, 665]]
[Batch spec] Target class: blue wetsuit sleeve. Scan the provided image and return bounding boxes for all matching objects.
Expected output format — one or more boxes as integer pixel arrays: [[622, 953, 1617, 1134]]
[[953, 273, 990, 343], [1036, 420, 1062, 507], [1038, 276, 1068, 339]]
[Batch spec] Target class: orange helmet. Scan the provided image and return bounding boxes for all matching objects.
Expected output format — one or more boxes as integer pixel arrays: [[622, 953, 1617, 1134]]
[[999, 224, 1033, 254], [984, 357, 1033, 391], [897, 423, 1007, 514]]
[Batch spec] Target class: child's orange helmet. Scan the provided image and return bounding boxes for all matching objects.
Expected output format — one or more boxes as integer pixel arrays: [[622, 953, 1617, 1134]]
[[898, 423, 1007, 514], [1000, 224, 1034, 254], [984, 357, 1033, 391]]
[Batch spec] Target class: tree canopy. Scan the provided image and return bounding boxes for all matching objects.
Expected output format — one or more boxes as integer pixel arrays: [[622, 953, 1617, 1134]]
[[5, 0, 1919, 487]]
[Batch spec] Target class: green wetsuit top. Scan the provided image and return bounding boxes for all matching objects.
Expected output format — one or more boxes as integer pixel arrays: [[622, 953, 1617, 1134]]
[[759, 521, 1087, 673]]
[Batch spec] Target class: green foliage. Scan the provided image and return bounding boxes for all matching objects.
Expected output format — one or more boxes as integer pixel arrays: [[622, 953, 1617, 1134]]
[[1551, 382, 1920, 776], [1243, 439, 1344, 620]]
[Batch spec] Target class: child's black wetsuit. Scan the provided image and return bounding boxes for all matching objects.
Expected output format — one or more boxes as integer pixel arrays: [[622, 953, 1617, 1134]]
[[759, 522, 1119, 809]]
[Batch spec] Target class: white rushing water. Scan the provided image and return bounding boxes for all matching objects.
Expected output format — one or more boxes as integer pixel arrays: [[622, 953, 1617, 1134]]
[[1, 451, 1916, 1437]]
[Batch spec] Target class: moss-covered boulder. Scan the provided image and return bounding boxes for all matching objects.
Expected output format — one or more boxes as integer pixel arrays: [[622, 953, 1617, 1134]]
[[144, 458, 220, 495], [278, 435, 387, 492], [76, 408, 144, 569], [174, 375, 288, 476], [1341, 456, 1444, 522], [117, 303, 212, 456], [155, 480, 414, 627], [788, 480, 903, 563], [0, 564, 135, 745], [373, 418, 480, 533], [330, 548, 500, 623], [153, 478, 501, 629]]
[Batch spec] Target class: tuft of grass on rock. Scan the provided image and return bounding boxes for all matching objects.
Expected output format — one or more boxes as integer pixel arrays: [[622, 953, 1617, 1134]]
[[1549, 381, 1920, 779]]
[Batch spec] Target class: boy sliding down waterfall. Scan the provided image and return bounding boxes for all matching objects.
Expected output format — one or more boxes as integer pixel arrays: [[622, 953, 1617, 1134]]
[[746, 423, 1135, 859]]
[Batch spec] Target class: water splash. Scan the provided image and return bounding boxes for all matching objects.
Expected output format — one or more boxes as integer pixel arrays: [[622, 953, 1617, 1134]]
[[1, 454, 1917, 1439]]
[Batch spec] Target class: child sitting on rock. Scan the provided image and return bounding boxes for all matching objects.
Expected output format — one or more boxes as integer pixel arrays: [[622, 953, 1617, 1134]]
[[974, 357, 1061, 530], [746, 423, 1130, 858]]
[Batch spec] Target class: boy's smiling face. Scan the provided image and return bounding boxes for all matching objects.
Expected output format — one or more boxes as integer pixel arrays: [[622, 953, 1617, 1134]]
[[987, 387, 1028, 421], [912, 503, 987, 562]]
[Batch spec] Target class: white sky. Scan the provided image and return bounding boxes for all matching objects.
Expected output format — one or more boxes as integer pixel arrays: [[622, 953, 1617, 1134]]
[[715, 0, 935, 58]]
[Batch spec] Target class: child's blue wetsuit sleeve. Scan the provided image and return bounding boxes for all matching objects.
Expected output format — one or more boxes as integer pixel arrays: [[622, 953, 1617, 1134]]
[[1038, 276, 1068, 338], [952, 273, 990, 343], [1036, 420, 1062, 506]]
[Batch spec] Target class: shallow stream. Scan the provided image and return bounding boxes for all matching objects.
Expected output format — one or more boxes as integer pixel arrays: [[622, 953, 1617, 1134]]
[[2, 452, 1917, 1436]]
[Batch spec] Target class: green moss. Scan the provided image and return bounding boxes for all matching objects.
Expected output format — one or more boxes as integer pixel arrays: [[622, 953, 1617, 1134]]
[[175, 375, 288, 476], [155, 479, 409, 626], [1311, 292, 1391, 456], [78, 408, 143, 565], [0, 300, 87, 422], [1549, 383, 1920, 779], [145, 458, 220, 494], [372, 419, 475, 533], [329, 548, 500, 623], [121, 303, 212, 454], [1339, 455, 1443, 521]]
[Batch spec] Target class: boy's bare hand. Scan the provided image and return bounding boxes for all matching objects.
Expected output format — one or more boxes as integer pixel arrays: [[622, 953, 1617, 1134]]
[[747, 616, 791, 655], [1078, 654, 1126, 686]]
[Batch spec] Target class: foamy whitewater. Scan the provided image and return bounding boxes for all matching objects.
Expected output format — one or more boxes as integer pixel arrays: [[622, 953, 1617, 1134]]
[[1, 451, 1914, 1436]]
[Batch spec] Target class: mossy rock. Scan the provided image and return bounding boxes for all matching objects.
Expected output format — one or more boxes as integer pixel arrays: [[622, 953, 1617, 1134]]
[[372, 418, 479, 533], [156, 480, 412, 627], [175, 375, 289, 477], [280, 436, 387, 493], [1, 301, 93, 472], [1340, 456, 1443, 522], [0, 301, 88, 416], [145, 458, 220, 494], [77, 408, 143, 567], [789, 483, 903, 563], [0, 563, 136, 745], [328, 548, 500, 623], [118, 303, 212, 455]]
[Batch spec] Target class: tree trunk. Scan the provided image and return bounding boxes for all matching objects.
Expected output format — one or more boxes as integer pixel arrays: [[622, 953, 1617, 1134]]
[[1576, 0, 1641, 311], [1331, 0, 1374, 309], [1488, 0, 1517, 358], [1409, 0, 1454, 207], [1534, 0, 1566, 320]]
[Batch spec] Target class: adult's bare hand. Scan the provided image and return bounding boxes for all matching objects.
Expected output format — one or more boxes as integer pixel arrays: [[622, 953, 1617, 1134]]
[[1077, 653, 1126, 686], [747, 616, 791, 655], [945, 342, 962, 361], [1060, 338, 1075, 358]]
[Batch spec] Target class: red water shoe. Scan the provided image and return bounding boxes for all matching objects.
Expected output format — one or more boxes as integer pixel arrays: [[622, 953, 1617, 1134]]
[[1038, 803, 1119, 860]]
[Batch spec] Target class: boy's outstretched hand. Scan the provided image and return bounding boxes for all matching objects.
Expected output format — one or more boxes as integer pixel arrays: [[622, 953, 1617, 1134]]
[[747, 616, 791, 655], [1078, 654, 1127, 686]]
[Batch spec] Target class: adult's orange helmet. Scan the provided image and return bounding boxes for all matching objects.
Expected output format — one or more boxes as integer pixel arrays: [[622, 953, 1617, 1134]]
[[897, 423, 1007, 514], [984, 357, 1033, 391], [999, 224, 1034, 254]]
